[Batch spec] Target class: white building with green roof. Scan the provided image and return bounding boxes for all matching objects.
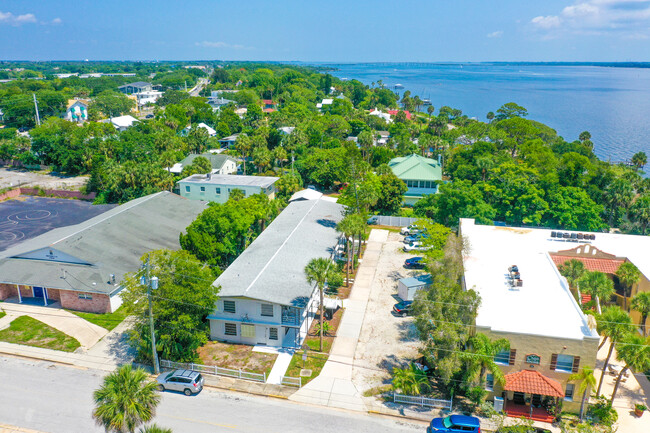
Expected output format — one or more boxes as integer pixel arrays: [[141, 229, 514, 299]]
[[388, 154, 443, 205]]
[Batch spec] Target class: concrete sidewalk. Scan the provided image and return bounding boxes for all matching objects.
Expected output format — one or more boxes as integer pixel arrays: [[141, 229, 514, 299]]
[[0, 423, 45, 433], [0, 301, 107, 348], [290, 229, 389, 412]]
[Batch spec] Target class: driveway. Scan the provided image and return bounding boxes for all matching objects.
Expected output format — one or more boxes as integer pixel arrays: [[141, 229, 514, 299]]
[[0, 301, 107, 349], [352, 230, 422, 393]]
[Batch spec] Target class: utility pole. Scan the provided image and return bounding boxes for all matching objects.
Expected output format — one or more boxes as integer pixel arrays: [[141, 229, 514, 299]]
[[143, 256, 160, 374], [33, 94, 41, 126], [291, 149, 294, 176]]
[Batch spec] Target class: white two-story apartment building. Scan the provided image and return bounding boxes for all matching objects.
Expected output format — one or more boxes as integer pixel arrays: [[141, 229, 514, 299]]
[[178, 174, 278, 204], [207, 195, 343, 348]]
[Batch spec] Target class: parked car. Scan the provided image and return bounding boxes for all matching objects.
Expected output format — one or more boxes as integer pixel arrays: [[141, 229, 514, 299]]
[[392, 300, 413, 317], [404, 242, 431, 252], [145, 114, 154, 119], [404, 233, 429, 244], [428, 415, 481, 433], [400, 224, 418, 235], [367, 215, 379, 225], [307, 184, 317, 190], [404, 256, 425, 269], [156, 369, 204, 396]]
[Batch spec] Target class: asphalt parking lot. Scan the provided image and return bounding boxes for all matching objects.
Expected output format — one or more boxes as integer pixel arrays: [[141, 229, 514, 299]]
[[0, 196, 115, 251], [352, 230, 424, 393]]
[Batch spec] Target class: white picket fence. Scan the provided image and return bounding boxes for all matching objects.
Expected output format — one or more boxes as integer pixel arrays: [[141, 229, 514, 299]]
[[280, 376, 302, 388], [393, 393, 452, 410], [160, 359, 266, 383]]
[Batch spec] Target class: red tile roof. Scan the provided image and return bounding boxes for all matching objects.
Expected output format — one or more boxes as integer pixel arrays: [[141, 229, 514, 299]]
[[504, 370, 565, 398], [551, 255, 624, 274], [387, 110, 412, 120]]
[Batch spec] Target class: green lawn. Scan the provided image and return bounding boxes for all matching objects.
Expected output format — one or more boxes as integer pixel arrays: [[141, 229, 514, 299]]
[[0, 316, 80, 352], [0, 310, 5, 319], [68, 307, 128, 331], [285, 351, 329, 386]]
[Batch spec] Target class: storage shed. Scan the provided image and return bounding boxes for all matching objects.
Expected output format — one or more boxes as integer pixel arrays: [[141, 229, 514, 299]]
[[397, 274, 432, 301]]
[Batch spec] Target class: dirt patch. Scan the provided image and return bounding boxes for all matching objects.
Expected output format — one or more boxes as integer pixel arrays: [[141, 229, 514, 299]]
[[197, 341, 277, 376], [352, 230, 423, 393], [0, 167, 89, 191]]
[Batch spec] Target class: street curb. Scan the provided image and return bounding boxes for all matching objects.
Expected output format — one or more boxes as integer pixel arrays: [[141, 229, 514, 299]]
[[0, 350, 76, 367], [202, 383, 292, 401]]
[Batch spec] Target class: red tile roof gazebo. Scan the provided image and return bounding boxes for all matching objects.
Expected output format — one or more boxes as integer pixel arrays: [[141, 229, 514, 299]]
[[503, 369, 565, 398]]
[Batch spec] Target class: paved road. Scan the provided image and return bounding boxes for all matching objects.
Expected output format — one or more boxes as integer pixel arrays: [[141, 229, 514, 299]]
[[0, 356, 426, 433], [189, 78, 209, 97]]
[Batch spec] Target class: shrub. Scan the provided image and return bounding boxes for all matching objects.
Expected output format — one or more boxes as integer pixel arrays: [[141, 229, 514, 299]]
[[587, 397, 618, 426]]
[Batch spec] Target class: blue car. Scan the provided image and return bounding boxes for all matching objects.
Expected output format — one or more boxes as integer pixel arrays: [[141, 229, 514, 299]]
[[428, 415, 481, 433], [404, 256, 425, 269]]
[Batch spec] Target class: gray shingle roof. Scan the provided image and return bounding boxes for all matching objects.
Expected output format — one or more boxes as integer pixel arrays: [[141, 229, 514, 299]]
[[179, 153, 236, 171], [0, 192, 207, 295], [118, 81, 151, 89], [214, 198, 343, 307], [179, 174, 278, 188]]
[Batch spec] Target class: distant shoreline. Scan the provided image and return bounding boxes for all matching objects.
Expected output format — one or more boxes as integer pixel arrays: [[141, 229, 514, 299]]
[[313, 61, 650, 69]]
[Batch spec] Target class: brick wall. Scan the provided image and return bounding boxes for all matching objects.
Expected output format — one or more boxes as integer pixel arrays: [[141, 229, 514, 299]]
[[46, 288, 61, 301], [18, 285, 32, 298], [0, 187, 95, 203], [59, 290, 111, 313], [0, 283, 16, 300]]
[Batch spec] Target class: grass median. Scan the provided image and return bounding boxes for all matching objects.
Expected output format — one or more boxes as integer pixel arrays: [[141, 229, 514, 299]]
[[68, 307, 128, 331]]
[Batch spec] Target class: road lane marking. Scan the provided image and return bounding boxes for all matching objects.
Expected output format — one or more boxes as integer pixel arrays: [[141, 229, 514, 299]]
[[161, 415, 237, 429]]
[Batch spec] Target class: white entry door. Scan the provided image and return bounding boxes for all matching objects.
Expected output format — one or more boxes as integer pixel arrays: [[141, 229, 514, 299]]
[[256, 326, 267, 345]]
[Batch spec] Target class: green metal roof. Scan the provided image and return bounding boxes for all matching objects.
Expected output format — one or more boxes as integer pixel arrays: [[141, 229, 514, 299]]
[[389, 154, 442, 181]]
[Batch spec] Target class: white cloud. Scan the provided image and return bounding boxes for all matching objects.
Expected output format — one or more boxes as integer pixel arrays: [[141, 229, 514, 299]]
[[51, 18, 62, 25], [530, 1, 650, 37], [196, 40, 252, 50], [0, 11, 37, 26], [487, 31, 504, 38], [531, 15, 562, 29]]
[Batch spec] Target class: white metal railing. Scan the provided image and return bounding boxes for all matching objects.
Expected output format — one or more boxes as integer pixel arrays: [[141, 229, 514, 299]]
[[160, 359, 266, 383], [393, 393, 452, 410], [280, 376, 302, 388]]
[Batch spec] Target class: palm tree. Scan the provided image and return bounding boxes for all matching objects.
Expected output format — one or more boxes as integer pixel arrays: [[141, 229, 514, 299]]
[[580, 271, 614, 314], [336, 215, 355, 287], [568, 367, 596, 421], [631, 292, 650, 337], [631, 151, 647, 171], [595, 306, 633, 396], [392, 363, 429, 395], [462, 333, 509, 389], [616, 262, 641, 311], [93, 365, 160, 433], [611, 334, 650, 404], [475, 157, 493, 182], [630, 194, 650, 235], [305, 257, 337, 352], [139, 425, 172, 433], [559, 259, 586, 303]]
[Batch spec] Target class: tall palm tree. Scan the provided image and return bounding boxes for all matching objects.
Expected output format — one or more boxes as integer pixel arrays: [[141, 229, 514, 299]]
[[616, 262, 641, 311], [631, 151, 647, 171], [348, 213, 367, 273], [630, 194, 650, 235], [336, 216, 355, 287], [462, 333, 509, 389], [631, 292, 650, 337], [595, 306, 633, 396], [392, 363, 429, 396], [580, 271, 614, 314], [568, 367, 596, 421], [611, 334, 650, 404], [305, 257, 337, 352], [559, 259, 586, 303], [93, 365, 160, 433]]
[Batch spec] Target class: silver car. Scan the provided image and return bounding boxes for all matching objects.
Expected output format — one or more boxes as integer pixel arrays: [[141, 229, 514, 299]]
[[156, 369, 204, 396]]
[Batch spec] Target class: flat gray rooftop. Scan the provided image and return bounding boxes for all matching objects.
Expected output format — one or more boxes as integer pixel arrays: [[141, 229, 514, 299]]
[[180, 174, 278, 188], [215, 197, 343, 307]]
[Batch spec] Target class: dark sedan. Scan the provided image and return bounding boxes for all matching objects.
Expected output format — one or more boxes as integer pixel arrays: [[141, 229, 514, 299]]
[[393, 300, 413, 317], [404, 256, 425, 269]]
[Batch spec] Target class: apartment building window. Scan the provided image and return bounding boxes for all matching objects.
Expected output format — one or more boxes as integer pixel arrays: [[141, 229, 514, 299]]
[[185, 186, 190, 192], [241, 324, 255, 338], [200, 186, 205, 192], [78, 293, 93, 300], [216, 187, 221, 194], [224, 323, 237, 336], [485, 374, 494, 391], [269, 327, 278, 340], [565, 383, 575, 401], [555, 354, 576, 373], [261, 304, 274, 317], [494, 350, 510, 365], [223, 300, 236, 313]]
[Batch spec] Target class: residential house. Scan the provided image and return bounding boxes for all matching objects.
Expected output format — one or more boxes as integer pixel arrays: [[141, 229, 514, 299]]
[[102, 115, 139, 132], [388, 154, 443, 205], [181, 123, 217, 137], [387, 110, 412, 120], [218, 133, 240, 149], [207, 195, 343, 348], [234, 108, 248, 118], [0, 192, 206, 313], [316, 98, 333, 110], [118, 81, 152, 94], [460, 219, 611, 419], [376, 131, 390, 145], [169, 153, 237, 175], [278, 126, 295, 135], [133, 90, 164, 108], [64, 99, 89, 122], [208, 92, 236, 111], [368, 108, 392, 123], [261, 99, 277, 113], [178, 174, 278, 204]]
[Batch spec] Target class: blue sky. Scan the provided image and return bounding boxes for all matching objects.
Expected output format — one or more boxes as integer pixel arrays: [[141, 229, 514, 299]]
[[2, 0, 650, 61]]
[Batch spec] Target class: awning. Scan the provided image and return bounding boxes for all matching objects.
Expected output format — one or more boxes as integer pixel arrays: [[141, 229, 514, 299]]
[[504, 370, 565, 398]]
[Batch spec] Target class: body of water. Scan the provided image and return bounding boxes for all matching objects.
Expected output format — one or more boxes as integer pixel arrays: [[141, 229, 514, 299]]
[[326, 63, 650, 163]]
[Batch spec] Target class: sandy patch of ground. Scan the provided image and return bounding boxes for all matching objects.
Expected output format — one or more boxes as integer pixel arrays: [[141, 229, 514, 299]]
[[352, 231, 424, 393], [0, 167, 88, 191]]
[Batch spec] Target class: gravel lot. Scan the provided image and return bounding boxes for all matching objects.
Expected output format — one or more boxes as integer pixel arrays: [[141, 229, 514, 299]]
[[0, 167, 88, 190], [352, 230, 424, 393]]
